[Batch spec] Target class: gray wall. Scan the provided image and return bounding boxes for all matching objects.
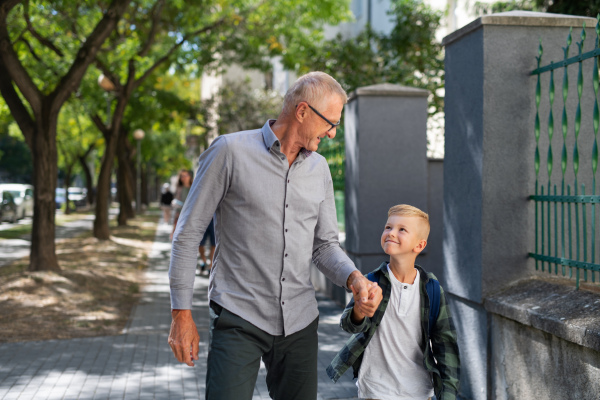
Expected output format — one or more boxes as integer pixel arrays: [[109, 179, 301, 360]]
[[315, 84, 445, 307], [443, 11, 599, 400]]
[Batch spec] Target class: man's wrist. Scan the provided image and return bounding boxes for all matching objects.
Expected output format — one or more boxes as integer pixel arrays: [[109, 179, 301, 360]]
[[346, 270, 362, 289]]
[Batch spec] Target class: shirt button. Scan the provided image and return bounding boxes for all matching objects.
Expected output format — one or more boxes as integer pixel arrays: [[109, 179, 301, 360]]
[[282, 301, 285, 305], [285, 204, 288, 208], [404, 286, 408, 289], [285, 229, 288, 232], [285, 254, 288, 257], [287, 179, 290, 183], [282, 278, 286, 281], [281, 156, 285, 160]]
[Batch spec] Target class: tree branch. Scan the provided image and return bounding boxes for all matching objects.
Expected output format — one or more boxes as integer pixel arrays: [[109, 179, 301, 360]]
[[137, 0, 164, 57], [0, 0, 42, 114], [23, 0, 64, 58], [91, 113, 113, 143], [134, 15, 229, 88], [0, 55, 34, 148], [49, 0, 129, 114]]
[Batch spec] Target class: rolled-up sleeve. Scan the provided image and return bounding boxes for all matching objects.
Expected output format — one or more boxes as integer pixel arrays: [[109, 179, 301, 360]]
[[169, 136, 231, 309], [311, 163, 356, 289]]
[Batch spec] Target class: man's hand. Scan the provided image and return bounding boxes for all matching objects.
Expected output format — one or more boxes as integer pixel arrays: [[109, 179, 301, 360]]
[[168, 309, 200, 367], [347, 271, 383, 318]]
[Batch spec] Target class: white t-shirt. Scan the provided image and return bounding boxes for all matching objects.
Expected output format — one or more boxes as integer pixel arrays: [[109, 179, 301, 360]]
[[356, 266, 434, 400]]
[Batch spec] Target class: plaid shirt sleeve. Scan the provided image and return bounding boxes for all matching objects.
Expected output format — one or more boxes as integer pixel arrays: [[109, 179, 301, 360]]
[[430, 284, 461, 400], [340, 297, 371, 334]]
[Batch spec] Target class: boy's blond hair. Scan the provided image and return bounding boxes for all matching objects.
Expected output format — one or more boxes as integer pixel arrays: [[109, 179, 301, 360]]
[[388, 204, 430, 240]]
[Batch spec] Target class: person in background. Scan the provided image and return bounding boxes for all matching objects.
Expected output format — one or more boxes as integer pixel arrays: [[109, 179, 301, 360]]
[[198, 218, 215, 275], [160, 183, 174, 224], [170, 169, 192, 241]]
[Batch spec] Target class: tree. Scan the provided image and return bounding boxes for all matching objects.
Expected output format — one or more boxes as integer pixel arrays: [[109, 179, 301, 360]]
[[85, 0, 352, 239], [199, 78, 283, 137], [0, 0, 129, 271]]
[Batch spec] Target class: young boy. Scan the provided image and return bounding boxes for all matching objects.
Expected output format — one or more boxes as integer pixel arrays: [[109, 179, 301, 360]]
[[327, 204, 460, 400]]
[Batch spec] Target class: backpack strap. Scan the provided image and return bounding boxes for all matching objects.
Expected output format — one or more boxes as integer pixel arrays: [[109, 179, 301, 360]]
[[426, 277, 441, 337], [366, 271, 379, 284]]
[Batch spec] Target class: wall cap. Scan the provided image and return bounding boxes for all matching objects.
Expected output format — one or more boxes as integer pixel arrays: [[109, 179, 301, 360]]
[[442, 11, 596, 47], [348, 83, 429, 101], [484, 278, 600, 352]]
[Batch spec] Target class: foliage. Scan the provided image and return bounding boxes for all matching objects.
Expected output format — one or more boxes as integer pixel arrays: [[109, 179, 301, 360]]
[[200, 78, 283, 137], [0, 133, 32, 183], [474, 0, 600, 16]]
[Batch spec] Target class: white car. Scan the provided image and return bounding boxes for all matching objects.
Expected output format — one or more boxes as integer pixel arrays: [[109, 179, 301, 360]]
[[0, 183, 34, 220]]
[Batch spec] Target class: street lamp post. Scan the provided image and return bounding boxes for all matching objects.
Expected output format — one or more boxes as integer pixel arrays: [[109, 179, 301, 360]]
[[133, 129, 145, 214]]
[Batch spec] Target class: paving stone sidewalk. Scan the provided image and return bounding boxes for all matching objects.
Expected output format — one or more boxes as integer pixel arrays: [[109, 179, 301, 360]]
[[0, 219, 359, 399]]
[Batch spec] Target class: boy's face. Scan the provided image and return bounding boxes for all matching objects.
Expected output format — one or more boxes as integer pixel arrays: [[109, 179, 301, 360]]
[[381, 215, 427, 257]]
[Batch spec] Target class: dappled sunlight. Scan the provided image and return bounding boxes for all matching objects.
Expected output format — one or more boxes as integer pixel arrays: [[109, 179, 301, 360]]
[[0, 215, 160, 343]]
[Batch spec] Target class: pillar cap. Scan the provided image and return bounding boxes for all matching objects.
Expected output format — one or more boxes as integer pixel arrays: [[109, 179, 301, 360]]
[[348, 83, 429, 101], [442, 11, 596, 47]]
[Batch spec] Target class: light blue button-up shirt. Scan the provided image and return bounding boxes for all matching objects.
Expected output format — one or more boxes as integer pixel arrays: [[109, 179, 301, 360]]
[[169, 120, 356, 336]]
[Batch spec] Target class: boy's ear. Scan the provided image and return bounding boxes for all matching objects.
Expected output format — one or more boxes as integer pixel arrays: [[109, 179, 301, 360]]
[[413, 239, 427, 254]]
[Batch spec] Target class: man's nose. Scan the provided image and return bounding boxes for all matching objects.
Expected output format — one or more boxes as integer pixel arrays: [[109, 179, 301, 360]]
[[327, 128, 337, 139]]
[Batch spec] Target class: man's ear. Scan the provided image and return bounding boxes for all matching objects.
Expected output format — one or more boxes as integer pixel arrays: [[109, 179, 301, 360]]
[[295, 102, 308, 122], [413, 239, 427, 254]]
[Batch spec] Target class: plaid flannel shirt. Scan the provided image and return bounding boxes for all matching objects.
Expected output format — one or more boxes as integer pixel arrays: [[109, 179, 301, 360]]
[[326, 262, 460, 400]]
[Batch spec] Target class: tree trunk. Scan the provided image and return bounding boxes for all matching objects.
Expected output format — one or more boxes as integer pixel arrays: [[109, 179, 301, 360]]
[[78, 153, 95, 206], [93, 132, 116, 239], [116, 130, 135, 225], [29, 115, 59, 272]]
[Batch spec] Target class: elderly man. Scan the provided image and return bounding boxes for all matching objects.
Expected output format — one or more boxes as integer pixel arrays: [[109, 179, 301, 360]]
[[168, 71, 383, 400]]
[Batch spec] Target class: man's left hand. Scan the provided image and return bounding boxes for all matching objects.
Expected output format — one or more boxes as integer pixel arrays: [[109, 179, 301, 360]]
[[347, 270, 382, 317]]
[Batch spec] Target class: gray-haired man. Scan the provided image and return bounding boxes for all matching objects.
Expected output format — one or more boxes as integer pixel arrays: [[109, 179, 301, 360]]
[[168, 71, 382, 399]]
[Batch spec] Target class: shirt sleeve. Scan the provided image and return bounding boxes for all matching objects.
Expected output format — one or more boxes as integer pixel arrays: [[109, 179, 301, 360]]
[[169, 135, 231, 309], [431, 285, 461, 400], [311, 160, 357, 288], [340, 297, 371, 334]]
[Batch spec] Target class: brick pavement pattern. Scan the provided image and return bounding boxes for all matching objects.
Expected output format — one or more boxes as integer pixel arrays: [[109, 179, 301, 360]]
[[0, 220, 359, 399]]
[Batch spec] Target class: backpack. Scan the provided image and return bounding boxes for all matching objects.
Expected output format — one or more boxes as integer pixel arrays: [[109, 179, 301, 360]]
[[366, 270, 441, 337]]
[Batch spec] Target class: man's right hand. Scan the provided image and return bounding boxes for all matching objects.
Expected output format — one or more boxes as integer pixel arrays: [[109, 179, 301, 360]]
[[168, 309, 200, 367]]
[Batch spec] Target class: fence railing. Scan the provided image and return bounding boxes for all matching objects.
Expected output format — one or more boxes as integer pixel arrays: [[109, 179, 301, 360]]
[[530, 19, 600, 289]]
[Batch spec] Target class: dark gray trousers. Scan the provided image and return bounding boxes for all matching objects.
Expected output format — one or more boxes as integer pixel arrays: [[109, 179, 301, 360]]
[[206, 302, 319, 400]]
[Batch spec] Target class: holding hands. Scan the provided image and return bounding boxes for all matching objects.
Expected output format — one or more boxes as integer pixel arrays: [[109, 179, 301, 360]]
[[347, 271, 383, 324]]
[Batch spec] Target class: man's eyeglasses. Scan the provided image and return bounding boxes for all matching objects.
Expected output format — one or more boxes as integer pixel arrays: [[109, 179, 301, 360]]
[[298, 102, 341, 132]]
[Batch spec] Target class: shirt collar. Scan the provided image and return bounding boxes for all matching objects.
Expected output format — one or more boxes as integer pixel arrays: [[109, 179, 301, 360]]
[[261, 119, 313, 158]]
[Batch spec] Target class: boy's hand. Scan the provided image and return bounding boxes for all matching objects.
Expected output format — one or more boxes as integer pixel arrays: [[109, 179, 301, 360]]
[[348, 271, 382, 318]]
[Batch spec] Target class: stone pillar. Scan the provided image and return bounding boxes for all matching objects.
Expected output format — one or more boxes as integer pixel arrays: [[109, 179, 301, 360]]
[[442, 11, 596, 400], [344, 84, 429, 269]]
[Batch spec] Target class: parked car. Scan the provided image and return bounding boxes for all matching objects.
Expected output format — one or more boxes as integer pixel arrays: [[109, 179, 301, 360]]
[[56, 187, 86, 210], [0, 190, 18, 223], [55, 188, 66, 210], [68, 187, 87, 208], [0, 183, 33, 219]]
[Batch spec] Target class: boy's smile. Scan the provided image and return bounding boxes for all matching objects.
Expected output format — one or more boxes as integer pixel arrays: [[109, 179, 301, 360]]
[[381, 215, 427, 257]]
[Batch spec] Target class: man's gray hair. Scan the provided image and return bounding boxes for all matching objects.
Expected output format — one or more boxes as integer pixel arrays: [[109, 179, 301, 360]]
[[282, 72, 347, 115]]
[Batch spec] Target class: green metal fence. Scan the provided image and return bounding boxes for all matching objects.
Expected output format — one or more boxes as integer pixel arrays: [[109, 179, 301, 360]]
[[319, 126, 345, 192], [530, 20, 600, 289]]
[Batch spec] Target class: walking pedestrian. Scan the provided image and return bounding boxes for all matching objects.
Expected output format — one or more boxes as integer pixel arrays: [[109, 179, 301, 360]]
[[170, 169, 192, 241], [160, 183, 174, 225], [167, 71, 382, 400]]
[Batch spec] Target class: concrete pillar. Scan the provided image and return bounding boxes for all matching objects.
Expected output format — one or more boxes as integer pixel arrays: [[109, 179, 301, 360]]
[[344, 83, 429, 270], [442, 11, 596, 400]]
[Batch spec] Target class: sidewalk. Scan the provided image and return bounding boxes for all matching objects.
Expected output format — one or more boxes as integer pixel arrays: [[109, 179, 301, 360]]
[[0, 219, 359, 399]]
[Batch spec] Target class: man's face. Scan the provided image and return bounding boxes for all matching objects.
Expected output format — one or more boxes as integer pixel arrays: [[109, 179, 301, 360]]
[[300, 95, 344, 152], [380, 215, 426, 257]]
